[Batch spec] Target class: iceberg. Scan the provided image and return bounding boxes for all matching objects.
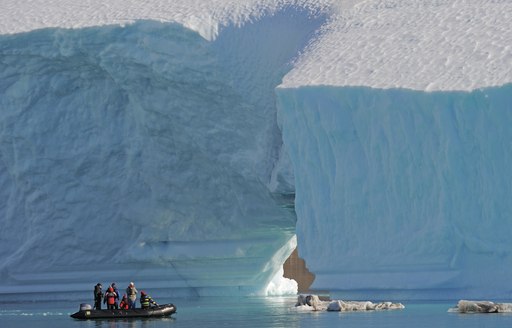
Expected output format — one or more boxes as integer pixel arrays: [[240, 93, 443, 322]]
[[1, 0, 512, 300], [0, 4, 326, 298], [276, 0, 512, 300]]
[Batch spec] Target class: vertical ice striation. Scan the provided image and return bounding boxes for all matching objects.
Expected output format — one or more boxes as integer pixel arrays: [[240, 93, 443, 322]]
[[275, 0, 512, 300], [277, 85, 512, 299]]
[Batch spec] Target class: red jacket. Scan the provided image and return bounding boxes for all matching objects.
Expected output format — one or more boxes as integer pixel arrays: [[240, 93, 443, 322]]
[[119, 299, 129, 309], [104, 291, 117, 305]]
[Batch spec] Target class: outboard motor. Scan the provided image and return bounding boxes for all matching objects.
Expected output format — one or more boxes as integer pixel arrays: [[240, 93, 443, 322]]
[[80, 303, 92, 311]]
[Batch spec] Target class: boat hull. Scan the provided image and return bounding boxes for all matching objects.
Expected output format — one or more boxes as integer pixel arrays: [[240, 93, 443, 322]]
[[70, 303, 176, 319]]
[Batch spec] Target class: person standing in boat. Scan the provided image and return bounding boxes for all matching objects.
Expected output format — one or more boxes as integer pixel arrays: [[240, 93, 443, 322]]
[[126, 282, 138, 309], [140, 291, 158, 309], [93, 283, 103, 310], [104, 286, 119, 310], [110, 282, 120, 308]]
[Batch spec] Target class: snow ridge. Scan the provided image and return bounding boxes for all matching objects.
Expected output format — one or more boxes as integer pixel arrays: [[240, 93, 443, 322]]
[[0, 0, 332, 41], [3, 0, 511, 90]]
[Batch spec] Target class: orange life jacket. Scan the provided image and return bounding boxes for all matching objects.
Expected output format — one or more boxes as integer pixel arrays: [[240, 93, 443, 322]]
[[119, 300, 129, 309], [106, 292, 116, 305]]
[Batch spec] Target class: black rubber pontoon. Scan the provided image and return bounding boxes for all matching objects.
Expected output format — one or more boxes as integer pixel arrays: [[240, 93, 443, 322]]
[[70, 303, 176, 319]]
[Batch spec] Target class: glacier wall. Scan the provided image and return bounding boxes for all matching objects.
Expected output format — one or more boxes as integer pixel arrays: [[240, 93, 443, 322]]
[[3, 0, 510, 301], [0, 7, 325, 298], [277, 84, 512, 300]]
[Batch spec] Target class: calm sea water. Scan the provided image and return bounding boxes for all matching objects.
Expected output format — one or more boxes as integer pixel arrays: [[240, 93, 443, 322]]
[[2, 296, 512, 328]]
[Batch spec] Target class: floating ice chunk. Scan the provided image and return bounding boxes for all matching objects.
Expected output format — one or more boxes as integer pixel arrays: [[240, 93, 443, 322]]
[[264, 268, 298, 296], [326, 300, 342, 311], [327, 300, 404, 312], [296, 294, 324, 310], [449, 300, 512, 313], [295, 294, 404, 312]]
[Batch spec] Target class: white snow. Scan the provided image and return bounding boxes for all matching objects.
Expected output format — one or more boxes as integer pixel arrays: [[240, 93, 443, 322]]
[[282, 0, 512, 91], [0, 0, 332, 41], [3, 1, 511, 90]]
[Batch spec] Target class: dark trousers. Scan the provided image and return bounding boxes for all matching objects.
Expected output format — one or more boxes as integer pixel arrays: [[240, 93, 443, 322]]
[[107, 302, 119, 310], [94, 299, 102, 310]]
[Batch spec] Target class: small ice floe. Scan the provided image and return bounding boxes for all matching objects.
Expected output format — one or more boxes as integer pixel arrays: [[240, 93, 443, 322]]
[[295, 294, 326, 311], [326, 300, 405, 312], [449, 300, 512, 313], [294, 294, 404, 312]]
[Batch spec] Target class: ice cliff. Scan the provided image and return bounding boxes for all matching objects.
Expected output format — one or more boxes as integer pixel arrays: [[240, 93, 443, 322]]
[[1, 0, 512, 300], [277, 85, 512, 300], [0, 4, 326, 297], [278, 0, 512, 300]]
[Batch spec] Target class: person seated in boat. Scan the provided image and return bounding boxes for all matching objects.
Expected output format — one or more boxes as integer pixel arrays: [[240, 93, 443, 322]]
[[140, 291, 158, 309], [119, 294, 129, 310], [104, 286, 119, 310]]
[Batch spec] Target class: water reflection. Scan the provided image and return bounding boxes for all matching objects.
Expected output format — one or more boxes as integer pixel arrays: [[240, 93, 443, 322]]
[[88, 317, 176, 328]]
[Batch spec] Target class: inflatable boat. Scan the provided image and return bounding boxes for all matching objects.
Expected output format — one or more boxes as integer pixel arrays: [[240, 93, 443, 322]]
[[70, 303, 177, 319]]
